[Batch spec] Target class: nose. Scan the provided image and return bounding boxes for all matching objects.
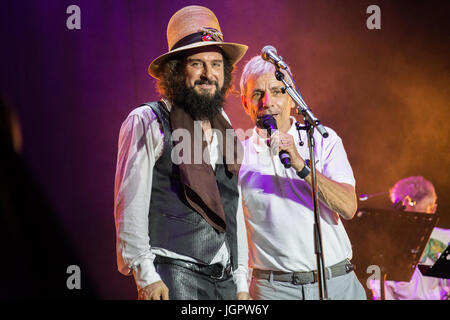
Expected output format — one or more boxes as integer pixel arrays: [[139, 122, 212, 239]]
[[261, 90, 272, 110], [202, 63, 213, 80]]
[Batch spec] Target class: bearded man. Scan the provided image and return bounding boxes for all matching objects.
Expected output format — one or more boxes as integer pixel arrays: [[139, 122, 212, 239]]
[[113, 6, 250, 300]]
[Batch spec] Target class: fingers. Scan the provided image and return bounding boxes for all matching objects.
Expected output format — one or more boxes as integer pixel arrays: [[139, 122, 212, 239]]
[[152, 291, 163, 300], [274, 133, 295, 150], [237, 292, 252, 300], [162, 286, 169, 300], [141, 289, 166, 300], [266, 131, 304, 170], [278, 138, 294, 148], [137, 290, 148, 300], [271, 132, 305, 170], [138, 281, 170, 300], [267, 132, 293, 148]]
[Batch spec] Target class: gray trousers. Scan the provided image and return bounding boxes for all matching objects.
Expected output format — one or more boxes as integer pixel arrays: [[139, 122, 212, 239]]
[[155, 262, 237, 300], [250, 271, 367, 300]]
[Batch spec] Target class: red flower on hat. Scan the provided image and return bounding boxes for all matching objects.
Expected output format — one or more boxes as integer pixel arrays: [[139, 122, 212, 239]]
[[202, 34, 213, 42]]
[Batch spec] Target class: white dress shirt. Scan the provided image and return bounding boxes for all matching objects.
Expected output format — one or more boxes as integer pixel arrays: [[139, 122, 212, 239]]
[[114, 100, 249, 293], [239, 117, 356, 272]]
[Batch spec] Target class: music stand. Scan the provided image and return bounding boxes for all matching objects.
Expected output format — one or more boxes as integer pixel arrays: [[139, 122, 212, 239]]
[[342, 208, 439, 300], [418, 245, 450, 279]]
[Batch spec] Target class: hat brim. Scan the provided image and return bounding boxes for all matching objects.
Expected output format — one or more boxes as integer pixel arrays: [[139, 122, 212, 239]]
[[148, 41, 248, 79]]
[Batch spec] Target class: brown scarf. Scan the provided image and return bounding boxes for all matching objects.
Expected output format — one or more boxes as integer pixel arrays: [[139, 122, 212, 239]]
[[170, 104, 243, 233]]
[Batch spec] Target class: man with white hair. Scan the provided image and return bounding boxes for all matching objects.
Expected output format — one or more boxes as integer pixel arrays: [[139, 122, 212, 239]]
[[371, 176, 450, 300], [238, 56, 366, 300]]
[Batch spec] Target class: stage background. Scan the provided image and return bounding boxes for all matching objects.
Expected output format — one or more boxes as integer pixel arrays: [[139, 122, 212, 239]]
[[1, 0, 449, 299]]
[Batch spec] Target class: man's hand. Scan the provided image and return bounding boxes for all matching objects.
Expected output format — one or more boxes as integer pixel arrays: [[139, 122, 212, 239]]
[[273, 131, 305, 171], [237, 291, 252, 300], [138, 280, 169, 300]]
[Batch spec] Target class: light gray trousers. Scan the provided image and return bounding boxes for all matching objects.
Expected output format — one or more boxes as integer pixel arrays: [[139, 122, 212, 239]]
[[250, 271, 367, 300]]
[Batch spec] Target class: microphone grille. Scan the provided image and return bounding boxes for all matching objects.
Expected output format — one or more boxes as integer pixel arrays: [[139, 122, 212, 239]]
[[261, 45, 276, 60], [259, 114, 277, 130], [359, 194, 368, 201]]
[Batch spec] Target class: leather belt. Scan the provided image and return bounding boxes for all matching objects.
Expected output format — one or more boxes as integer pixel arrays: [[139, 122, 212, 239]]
[[154, 255, 232, 280], [253, 259, 355, 285]]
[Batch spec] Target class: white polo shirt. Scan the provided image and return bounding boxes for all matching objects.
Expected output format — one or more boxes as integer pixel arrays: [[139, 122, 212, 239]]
[[239, 117, 356, 272]]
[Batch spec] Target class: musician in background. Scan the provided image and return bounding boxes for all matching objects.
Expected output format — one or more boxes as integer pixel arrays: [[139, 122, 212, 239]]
[[371, 176, 450, 300]]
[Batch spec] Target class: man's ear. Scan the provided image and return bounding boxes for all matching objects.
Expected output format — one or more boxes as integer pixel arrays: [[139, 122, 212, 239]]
[[289, 96, 296, 111], [241, 95, 251, 116]]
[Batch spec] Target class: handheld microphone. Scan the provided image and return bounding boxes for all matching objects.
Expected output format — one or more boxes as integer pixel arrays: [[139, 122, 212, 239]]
[[259, 114, 291, 168], [261, 45, 288, 70]]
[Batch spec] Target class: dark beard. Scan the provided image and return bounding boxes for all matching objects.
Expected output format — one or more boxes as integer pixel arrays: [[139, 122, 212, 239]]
[[172, 81, 226, 121]]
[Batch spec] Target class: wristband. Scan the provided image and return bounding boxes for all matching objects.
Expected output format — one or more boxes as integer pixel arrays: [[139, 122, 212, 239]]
[[296, 165, 310, 179]]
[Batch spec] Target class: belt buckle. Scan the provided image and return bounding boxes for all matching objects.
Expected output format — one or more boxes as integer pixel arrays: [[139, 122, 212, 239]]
[[345, 264, 354, 273], [292, 272, 300, 285], [312, 270, 318, 283], [210, 265, 226, 280]]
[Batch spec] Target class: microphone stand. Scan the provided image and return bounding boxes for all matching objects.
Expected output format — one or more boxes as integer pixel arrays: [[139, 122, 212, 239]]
[[274, 67, 329, 300], [274, 69, 328, 138]]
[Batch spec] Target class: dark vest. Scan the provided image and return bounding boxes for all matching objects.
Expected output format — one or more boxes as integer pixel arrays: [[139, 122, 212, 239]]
[[144, 102, 239, 270]]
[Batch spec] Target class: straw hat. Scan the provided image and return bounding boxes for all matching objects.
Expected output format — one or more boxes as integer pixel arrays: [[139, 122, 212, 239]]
[[148, 5, 248, 79]]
